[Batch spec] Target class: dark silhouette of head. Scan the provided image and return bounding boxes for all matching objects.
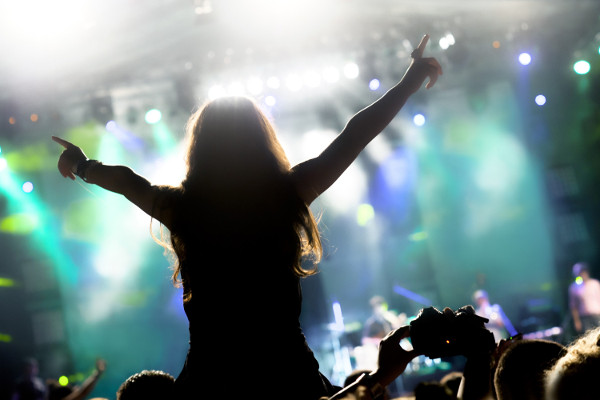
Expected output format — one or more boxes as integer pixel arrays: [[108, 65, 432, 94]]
[[163, 95, 323, 300], [414, 380, 454, 400], [545, 327, 600, 400], [183, 95, 290, 192], [493, 339, 566, 400], [116, 370, 175, 400]]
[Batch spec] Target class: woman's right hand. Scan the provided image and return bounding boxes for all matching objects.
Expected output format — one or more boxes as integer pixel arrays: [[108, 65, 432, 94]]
[[52, 136, 88, 180], [372, 325, 421, 387], [402, 34, 443, 94]]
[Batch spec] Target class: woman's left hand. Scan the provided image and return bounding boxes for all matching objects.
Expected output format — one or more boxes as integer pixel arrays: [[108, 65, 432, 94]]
[[52, 136, 88, 180]]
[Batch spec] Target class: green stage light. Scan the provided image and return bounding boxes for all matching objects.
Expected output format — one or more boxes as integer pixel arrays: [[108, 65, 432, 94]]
[[0, 277, 16, 287], [356, 203, 375, 226], [0, 213, 39, 235], [573, 60, 591, 75], [0, 333, 12, 342], [145, 109, 162, 124]]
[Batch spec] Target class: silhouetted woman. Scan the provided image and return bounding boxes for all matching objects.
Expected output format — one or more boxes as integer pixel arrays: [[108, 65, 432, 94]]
[[53, 35, 441, 399]]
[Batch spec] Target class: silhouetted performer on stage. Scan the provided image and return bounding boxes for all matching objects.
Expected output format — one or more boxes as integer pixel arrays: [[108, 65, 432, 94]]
[[53, 35, 441, 399], [569, 262, 600, 334]]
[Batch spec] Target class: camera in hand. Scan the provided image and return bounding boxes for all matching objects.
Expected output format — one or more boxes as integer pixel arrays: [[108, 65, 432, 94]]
[[409, 305, 496, 359]]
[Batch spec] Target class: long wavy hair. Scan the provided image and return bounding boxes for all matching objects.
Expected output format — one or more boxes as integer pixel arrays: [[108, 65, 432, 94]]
[[158, 96, 322, 301]]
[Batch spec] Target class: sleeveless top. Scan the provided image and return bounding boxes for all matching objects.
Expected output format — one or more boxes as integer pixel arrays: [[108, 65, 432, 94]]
[[168, 190, 338, 399]]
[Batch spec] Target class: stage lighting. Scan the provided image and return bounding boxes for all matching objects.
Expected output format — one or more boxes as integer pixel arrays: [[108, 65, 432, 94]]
[[573, 60, 591, 75], [208, 84, 226, 99], [413, 113, 426, 126], [518, 52, 532, 66], [247, 77, 263, 95], [285, 74, 302, 92], [369, 79, 380, 91], [227, 81, 245, 95], [323, 66, 340, 83], [303, 70, 321, 88], [266, 76, 281, 89], [144, 109, 162, 124], [343, 62, 359, 79], [0, 158, 8, 171], [22, 181, 33, 193], [535, 95, 546, 106], [265, 96, 277, 107], [0, 333, 12, 342], [105, 120, 117, 132], [356, 203, 375, 226], [0, 277, 15, 287]]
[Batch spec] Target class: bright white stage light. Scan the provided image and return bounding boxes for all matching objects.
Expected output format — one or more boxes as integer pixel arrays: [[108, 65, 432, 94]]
[[343, 62, 359, 79], [413, 114, 426, 126], [265, 96, 277, 106], [285, 74, 303, 92], [247, 77, 264, 95], [266, 76, 281, 89], [535, 95, 546, 106], [518, 52, 532, 66], [208, 85, 226, 99], [323, 66, 340, 83], [303, 70, 321, 88]]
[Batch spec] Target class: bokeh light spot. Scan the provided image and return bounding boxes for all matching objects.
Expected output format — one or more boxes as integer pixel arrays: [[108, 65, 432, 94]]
[[343, 62, 359, 79], [518, 52, 532, 66], [58, 376, 69, 386], [144, 109, 162, 124], [535, 95, 546, 106], [265, 96, 276, 107], [0, 277, 16, 287], [413, 113, 426, 126], [0, 333, 12, 343], [369, 79, 380, 91], [356, 203, 375, 226], [573, 60, 591, 75], [22, 181, 33, 193], [0, 213, 39, 235]]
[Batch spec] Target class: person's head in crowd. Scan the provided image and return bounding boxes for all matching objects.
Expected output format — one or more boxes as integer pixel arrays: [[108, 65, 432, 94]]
[[545, 326, 600, 400], [116, 370, 175, 400], [413, 381, 454, 400], [473, 289, 490, 308], [21, 357, 40, 378], [572, 262, 590, 280], [493, 338, 565, 400]]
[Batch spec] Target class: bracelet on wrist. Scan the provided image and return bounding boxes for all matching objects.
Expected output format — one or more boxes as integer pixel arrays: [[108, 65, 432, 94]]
[[356, 373, 386, 400], [74, 159, 101, 182]]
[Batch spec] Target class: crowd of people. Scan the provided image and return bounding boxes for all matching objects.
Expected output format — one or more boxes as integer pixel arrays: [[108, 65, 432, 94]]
[[10, 31, 600, 400]]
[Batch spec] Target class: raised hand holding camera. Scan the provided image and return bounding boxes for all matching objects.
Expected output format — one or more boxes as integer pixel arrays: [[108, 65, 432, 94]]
[[409, 305, 497, 359]]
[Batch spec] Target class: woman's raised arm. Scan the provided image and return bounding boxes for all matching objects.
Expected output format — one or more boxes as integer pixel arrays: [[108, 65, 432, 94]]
[[52, 136, 171, 228], [292, 34, 442, 205]]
